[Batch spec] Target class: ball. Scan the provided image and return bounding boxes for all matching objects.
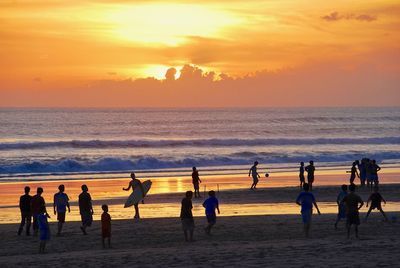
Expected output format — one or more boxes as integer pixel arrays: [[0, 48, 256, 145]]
[[265, 173, 269, 178]]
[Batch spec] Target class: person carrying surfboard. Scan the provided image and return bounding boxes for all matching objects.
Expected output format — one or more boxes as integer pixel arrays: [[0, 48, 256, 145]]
[[123, 173, 145, 219]]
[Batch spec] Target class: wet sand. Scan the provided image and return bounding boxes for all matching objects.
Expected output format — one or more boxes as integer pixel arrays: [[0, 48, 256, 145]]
[[1, 181, 400, 267]]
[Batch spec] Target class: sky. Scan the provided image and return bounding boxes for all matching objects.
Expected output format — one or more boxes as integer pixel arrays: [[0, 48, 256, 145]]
[[0, 0, 399, 107]]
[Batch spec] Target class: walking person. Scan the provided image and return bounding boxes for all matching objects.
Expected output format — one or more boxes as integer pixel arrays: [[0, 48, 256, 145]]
[[31, 187, 47, 236], [299, 162, 305, 189], [53, 184, 70, 236], [341, 184, 364, 239], [305, 161, 315, 191], [123, 172, 145, 219], [79, 184, 93, 235], [296, 183, 321, 237], [192, 167, 202, 198], [18, 186, 32, 236], [180, 191, 195, 242], [334, 184, 348, 229], [248, 161, 260, 190]]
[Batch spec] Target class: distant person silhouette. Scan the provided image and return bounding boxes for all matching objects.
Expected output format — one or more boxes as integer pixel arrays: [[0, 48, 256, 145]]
[[357, 159, 366, 186], [18, 186, 32, 236], [53, 184, 70, 236], [347, 162, 359, 185], [299, 162, 305, 189], [334, 184, 348, 229], [370, 160, 381, 188], [79, 184, 93, 235], [38, 205, 50, 254], [123, 173, 145, 219], [192, 167, 202, 198], [365, 186, 388, 221], [248, 161, 260, 190], [341, 184, 364, 239], [296, 183, 321, 237], [31, 187, 47, 236], [180, 191, 195, 242], [101, 204, 112, 249], [365, 158, 373, 189], [305, 161, 315, 191], [203, 190, 220, 235]]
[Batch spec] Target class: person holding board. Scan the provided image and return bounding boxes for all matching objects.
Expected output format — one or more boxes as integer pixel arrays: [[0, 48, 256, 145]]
[[123, 173, 146, 219]]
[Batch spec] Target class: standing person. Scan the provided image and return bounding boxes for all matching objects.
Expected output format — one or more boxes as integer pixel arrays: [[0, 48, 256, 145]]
[[296, 183, 321, 237], [305, 161, 315, 191], [18, 186, 32, 236], [334, 184, 348, 229], [53, 184, 70, 236], [248, 161, 260, 190], [348, 162, 360, 185], [31, 187, 46, 236], [370, 160, 381, 188], [341, 184, 364, 239], [365, 159, 373, 190], [79, 184, 93, 235], [123, 173, 145, 219], [180, 191, 195, 242], [299, 162, 305, 189], [37, 206, 50, 254], [192, 167, 202, 198], [365, 186, 388, 221], [358, 159, 367, 187], [101, 204, 112, 249], [203, 190, 220, 235]]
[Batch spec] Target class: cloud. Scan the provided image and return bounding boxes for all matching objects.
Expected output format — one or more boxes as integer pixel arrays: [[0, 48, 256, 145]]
[[322, 12, 377, 22]]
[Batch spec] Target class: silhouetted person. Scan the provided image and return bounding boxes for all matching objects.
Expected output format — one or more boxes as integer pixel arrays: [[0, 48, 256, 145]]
[[365, 186, 388, 221], [370, 160, 381, 188], [101, 204, 112, 249], [31, 187, 47, 236], [357, 159, 366, 186], [79, 184, 93, 235], [123, 172, 145, 219], [299, 162, 305, 189], [248, 161, 260, 190], [296, 183, 321, 237], [203, 190, 220, 235], [347, 161, 359, 185], [192, 167, 202, 198], [38, 205, 50, 254], [18, 186, 32, 236], [53, 184, 70, 236], [305, 161, 315, 191], [341, 184, 363, 239], [365, 158, 373, 189], [180, 191, 194, 242], [334, 184, 348, 229]]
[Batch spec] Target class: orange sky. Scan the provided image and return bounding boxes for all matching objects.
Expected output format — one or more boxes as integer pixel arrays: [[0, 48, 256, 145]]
[[0, 0, 399, 107]]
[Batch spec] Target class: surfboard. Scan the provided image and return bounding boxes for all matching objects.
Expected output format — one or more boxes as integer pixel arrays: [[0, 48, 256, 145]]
[[124, 180, 152, 208]]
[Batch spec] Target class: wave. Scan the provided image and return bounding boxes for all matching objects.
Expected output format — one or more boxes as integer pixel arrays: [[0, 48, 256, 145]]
[[1, 151, 400, 175], [1, 137, 399, 150]]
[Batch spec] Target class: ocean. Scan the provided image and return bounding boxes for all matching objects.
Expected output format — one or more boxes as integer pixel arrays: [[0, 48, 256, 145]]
[[0, 107, 399, 181]]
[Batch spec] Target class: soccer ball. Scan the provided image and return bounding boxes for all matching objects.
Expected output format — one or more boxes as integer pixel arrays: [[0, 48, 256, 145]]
[[265, 173, 269, 178]]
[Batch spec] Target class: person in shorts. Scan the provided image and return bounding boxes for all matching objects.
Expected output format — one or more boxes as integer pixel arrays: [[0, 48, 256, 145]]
[[334, 184, 348, 229], [203, 190, 220, 235], [370, 160, 381, 188], [180, 191, 194, 242], [192, 167, 202, 198], [341, 184, 364, 239], [365, 186, 388, 221], [18, 186, 32, 236], [248, 161, 260, 190], [79, 184, 93, 235], [296, 183, 321, 237], [37, 205, 50, 254], [53, 184, 70, 236], [101, 204, 112, 248], [305, 161, 315, 191]]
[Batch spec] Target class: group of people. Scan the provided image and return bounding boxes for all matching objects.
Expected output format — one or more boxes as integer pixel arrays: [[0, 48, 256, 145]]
[[17, 184, 111, 252], [17, 160, 388, 252]]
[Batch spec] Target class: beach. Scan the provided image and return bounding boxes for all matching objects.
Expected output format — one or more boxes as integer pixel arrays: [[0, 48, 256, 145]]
[[1, 176, 400, 267]]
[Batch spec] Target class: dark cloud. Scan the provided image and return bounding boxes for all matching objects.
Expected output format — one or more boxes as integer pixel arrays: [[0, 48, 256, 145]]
[[322, 12, 377, 22]]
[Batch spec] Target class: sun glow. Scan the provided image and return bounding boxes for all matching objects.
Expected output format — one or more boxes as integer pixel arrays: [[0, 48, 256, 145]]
[[106, 4, 242, 46]]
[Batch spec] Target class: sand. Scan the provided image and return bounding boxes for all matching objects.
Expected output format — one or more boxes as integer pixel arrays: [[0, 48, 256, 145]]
[[1, 184, 400, 267]]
